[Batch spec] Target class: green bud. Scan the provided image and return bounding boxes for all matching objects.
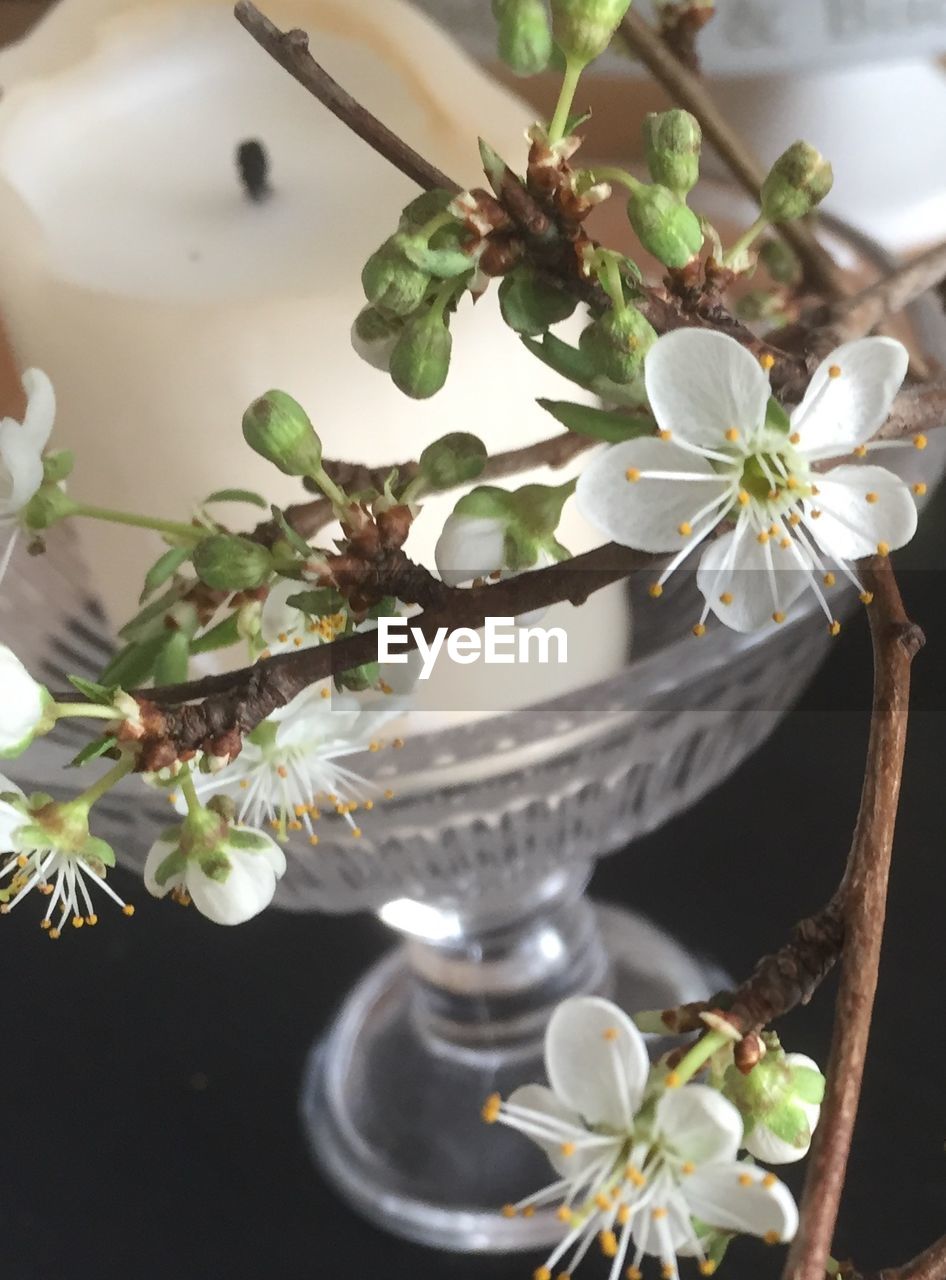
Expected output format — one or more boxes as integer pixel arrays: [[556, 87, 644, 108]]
[[335, 660, 381, 693], [399, 189, 455, 230], [578, 306, 657, 384], [643, 109, 702, 198], [390, 311, 453, 400], [418, 432, 488, 491], [42, 449, 74, 485], [193, 535, 274, 591], [759, 237, 802, 286], [351, 306, 404, 373], [495, 0, 553, 75], [361, 238, 431, 315], [626, 183, 704, 268], [242, 390, 323, 477], [760, 141, 834, 223], [550, 0, 632, 64], [499, 266, 577, 335], [721, 1042, 825, 1161]]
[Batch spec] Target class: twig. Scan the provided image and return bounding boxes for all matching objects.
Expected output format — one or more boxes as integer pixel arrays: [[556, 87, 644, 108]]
[[618, 8, 848, 299], [825, 239, 946, 344], [133, 542, 653, 768], [783, 560, 924, 1280], [233, 1, 457, 194], [871, 1234, 946, 1280]]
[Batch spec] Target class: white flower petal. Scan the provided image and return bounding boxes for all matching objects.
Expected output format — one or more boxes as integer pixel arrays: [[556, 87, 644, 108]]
[[435, 513, 507, 586], [808, 465, 917, 561], [0, 646, 47, 756], [576, 438, 729, 554], [743, 1124, 811, 1165], [505, 1083, 601, 1178], [0, 788, 25, 849], [630, 1188, 694, 1259], [0, 420, 45, 516], [20, 370, 56, 450], [681, 1161, 799, 1243], [696, 525, 810, 632], [545, 996, 649, 1130], [644, 330, 771, 450], [186, 835, 285, 926], [143, 836, 184, 899], [790, 338, 908, 454], [656, 1084, 743, 1165]]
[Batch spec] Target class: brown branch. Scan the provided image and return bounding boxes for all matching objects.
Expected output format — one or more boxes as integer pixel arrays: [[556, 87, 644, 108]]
[[619, 7, 848, 299], [783, 560, 923, 1280], [824, 238, 946, 345], [233, 1, 457, 194], [870, 1235, 946, 1280], [134, 542, 653, 766]]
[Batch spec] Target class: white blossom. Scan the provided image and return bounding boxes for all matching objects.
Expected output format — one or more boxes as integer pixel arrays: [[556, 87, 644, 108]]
[[179, 686, 400, 842], [0, 644, 53, 757], [576, 331, 920, 634], [260, 578, 348, 656], [0, 775, 132, 935], [487, 997, 798, 1280], [435, 512, 555, 625], [0, 369, 56, 580], [742, 1053, 823, 1165], [144, 817, 285, 927]]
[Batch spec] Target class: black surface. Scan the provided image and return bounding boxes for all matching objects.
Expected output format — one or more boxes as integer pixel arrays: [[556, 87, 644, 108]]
[[4, 533, 946, 1280]]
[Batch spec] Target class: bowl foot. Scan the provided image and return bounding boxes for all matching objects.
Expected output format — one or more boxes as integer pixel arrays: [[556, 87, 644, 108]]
[[300, 901, 725, 1253]]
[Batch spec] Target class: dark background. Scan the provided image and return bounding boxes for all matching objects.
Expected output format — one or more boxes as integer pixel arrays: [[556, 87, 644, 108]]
[[3, 496, 946, 1280]]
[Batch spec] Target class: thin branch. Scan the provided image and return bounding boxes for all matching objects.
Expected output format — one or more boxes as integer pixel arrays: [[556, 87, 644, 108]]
[[233, 1, 457, 194], [783, 560, 924, 1280], [873, 1235, 946, 1280], [825, 238, 946, 344], [618, 7, 848, 299]]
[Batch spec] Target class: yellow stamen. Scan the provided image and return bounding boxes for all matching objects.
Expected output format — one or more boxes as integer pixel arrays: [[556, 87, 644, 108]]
[[854, 445, 867, 458], [617, 1206, 631, 1226], [626, 468, 641, 483], [877, 541, 890, 556], [681, 1162, 696, 1175], [534, 1269, 552, 1280], [765, 1231, 781, 1246], [772, 611, 786, 624], [823, 572, 836, 586], [523, 1206, 535, 1219], [658, 429, 672, 440], [865, 491, 878, 504], [788, 512, 801, 526], [913, 482, 927, 495], [719, 592, 733, 606], [725, 428, 739, 442], [600, 1231, 618, 1258], [738, 1173, 753, 1187], [786, 476, 799, 490], [763, 1173, 778, 1189], [625, 1165, 647, 1188], [737, 490, 750, 506], [595, 1193, 611, 1212], [648, 583, 664, 599], [602, 1027, 619, 1042], [830, 620, 842, 637], [556, 1206, 573, 1223], [699, 1262, 718, 1276], [49, 928, 61, 940], [72, 916, 84, 929], [560, 1142, 576, 1157], [652, 1207, 668, 1220], [759, 353, 775, 370], [789, 432, 801, 445], [481, 1093, 501, 1124], [123, 904, 135, 917], [860, 591, 874, 604], [914, 434, 928, 450], [501, 1205, 516, 1219], [692, 623, 706, 638], [678, 522, 693, 537], [627, 1269, 643, 1280], [757, 531, 769, 545], [665, 1072, 681, 1088]]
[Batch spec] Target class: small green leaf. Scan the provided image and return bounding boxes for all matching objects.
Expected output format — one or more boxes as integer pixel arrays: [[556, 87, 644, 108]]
[[99, 633, 173, 689], [42, 449, 74, 483], [227, 829, 273, 852], [765, 1103, 811, 1146], [68, 736, 119, 768], [521, 333, 597, 391], [190, 614, 242, 656], [67, 675, 117, 706], [119, 582, 187, 643], [198, 851, 232, 882], [564, 108, 592, 134], [141, 545, 193, 601], [285, 588, 346, 617], [270, 506, 314, 559], [154, 848, 187, 887], [765, 395, 792, 434], [537, 399, 654, 442], [81, 836, 116, 869], [153, 630, 190, 686], [791, 1066, 826, 1105], [204, 488, 269, 509]]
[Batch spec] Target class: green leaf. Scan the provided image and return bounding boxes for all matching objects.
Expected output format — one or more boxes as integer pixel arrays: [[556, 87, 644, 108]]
[[153, 847, 187, 888], [765, 395, 792, 434], [190, 614, 242, 655], [141, 545, 193, 601], [68, 736, 119, 768], [80, 836, 116, 869], [227, 829, 273, 852], [285, 588, 346, 617], [67, 675, 117, 706], [270, 506, 313, 559], [537, 398, 654, 442], [153, 630, 191, 686], [564, 108, 593, 134], [791, 1066, 826, 1105], [520, 333, 597, 391], [42, 449, 75, 483], [204, 488, 269, 509], [765, 1103, 811, 1146], [99, 633, 173, 689]]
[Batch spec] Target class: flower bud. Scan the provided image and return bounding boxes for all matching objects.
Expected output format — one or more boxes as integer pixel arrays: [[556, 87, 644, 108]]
[[494, 0, 553, 75], [418, 432, 488, 491], [626, 183, 704, 268], [643, 109, 702, 198], [759, 237, 802, 286], [579, 306, 657, 384], [361, 239, 431, 315], [193, 535, 274, 592], [390, 311, 453, 400], [22, 483, 76, 531], [499, 266, 578, 335], [550, 0, 632, 65], [242, 390, 323, 477], [399, 189, 455, 231], [760, 141, 834, 223], [722, 1045, 825, 1164], [351, 306, 403, 373], [0, 645, 54, 758]]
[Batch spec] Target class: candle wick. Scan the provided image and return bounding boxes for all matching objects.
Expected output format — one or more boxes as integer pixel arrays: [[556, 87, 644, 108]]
[[237, 140, 271, 203]]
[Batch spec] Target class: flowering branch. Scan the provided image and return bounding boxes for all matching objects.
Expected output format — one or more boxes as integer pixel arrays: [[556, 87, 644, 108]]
[[617, 7, 848, 298], [825, 238, 946, 345]]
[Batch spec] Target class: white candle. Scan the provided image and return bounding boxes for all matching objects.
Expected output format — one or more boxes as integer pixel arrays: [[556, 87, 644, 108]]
[[0, 0, 631, 719]]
